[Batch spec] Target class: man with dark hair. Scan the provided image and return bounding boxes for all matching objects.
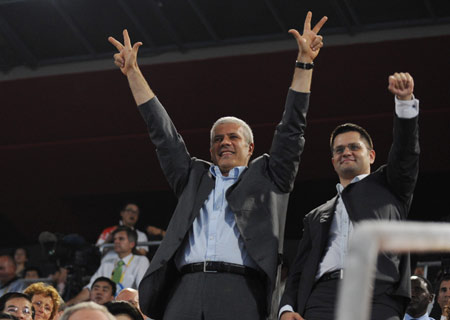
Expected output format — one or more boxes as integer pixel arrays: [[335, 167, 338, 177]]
[[67, 226, 149, 305], [23, 266, 41, 280], [404, 276, 435, 320], [435, 275, 450, 320], [280, 72, 420, 320], [0, 292, 33, 320], [97, 203, 151, 256], [0, 312, 19, 320], [89, 277, 116, 305], [0, 256, 26, 296]]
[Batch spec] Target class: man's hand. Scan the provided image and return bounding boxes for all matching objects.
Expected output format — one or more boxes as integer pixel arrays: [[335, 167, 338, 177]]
[[280, 311, 305, 320], [108, 29, 143, 76], [146, 225, 166, 237], [388, 72, 414, 100], [289, 11, 328, 63]]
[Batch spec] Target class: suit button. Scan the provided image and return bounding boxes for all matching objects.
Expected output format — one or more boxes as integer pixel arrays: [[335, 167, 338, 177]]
[[160, 259, 166, 265]]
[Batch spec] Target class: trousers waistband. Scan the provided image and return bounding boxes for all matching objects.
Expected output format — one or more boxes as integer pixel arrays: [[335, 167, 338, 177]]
[[179, 261, 261, 278], [318, 269, 343, 282]]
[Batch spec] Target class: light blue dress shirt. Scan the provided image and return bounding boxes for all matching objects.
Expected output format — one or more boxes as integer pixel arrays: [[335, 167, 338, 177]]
[[404, 312, 435, 320], [175, 165, 258, 270]]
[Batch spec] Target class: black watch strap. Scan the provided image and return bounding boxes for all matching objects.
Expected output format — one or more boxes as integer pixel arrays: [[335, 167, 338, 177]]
[[295, 61, 314, 70]]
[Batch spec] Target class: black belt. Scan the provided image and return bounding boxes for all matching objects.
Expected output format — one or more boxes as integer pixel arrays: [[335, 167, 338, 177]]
[[180, 261, 261, 278], [318, 269, 343, 282]]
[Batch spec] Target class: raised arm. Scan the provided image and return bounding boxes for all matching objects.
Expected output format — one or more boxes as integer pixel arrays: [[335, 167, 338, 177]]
[[108, 29, 155, 106], [386, 72, 420, 205], [289, 11, 327, 92], [268, 12, 327, 192], [108, 30, 192, 196]]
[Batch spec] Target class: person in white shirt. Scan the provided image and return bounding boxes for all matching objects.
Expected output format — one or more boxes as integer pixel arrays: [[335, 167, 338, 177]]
[[67, 226, 149, 305]]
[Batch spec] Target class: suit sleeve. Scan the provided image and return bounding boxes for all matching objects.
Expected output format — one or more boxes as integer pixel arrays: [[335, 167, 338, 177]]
[[268, 89, 310, 193], [279, 216, 313, 312], [386, 111, 420, 207], [138, 97, 192, 197]]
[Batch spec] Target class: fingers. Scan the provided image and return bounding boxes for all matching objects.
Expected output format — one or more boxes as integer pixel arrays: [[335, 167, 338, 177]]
[[114, 53, 124, 69], [312, 16, 328, 34], [108, 36, 124, 51], [311, 35, 323, 51], [303, 11, 312, 32], [288, 29, 301, 40], [388, 72, 414, 91], [123, 29, 132, 49]]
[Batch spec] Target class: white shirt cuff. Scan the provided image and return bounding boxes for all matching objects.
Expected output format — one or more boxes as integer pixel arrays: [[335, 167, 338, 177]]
[[278, 305, 294, 319], [395, 95, 419, 119]]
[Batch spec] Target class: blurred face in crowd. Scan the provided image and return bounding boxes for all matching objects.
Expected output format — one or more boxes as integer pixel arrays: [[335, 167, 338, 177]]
[[438, 280, 450, 310], [24, 269, 40, 279], [90, 281, 114, 305], [3, 297, 33, 320], [0, 256, 16, 284], [14, 248, 28, 265], [120, 204, 139, 228], [406, 276, 433, 318], [32, 294, 54, 320], [113, 231, 135, 258]]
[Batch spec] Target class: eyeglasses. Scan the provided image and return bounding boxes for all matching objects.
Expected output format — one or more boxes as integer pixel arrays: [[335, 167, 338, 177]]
[[124, 208, 139, 214], [33, 300, 52, 313], [332, 143, 365, 155], [6, 306, 32, 315]]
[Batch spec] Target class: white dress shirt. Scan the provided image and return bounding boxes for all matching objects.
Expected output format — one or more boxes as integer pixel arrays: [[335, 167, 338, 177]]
[[86, 252, 149, 293]]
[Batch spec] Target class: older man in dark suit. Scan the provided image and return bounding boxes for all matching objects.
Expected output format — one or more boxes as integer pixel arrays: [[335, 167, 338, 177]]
[[108, 11, 327, 320], [279, 72, 420, 320]]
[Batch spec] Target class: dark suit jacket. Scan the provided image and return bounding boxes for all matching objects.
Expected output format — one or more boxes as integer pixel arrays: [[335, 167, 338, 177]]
[[280, 113, 420, 316], [137, 89, 310, 319]]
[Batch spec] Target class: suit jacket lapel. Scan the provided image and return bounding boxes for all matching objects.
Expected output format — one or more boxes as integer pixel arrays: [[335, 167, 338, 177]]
[[317, 196, 338, 254], [188, 169, 215, 224]]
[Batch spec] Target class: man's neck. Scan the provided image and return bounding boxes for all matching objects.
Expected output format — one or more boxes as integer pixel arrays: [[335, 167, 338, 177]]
[[118, 251, 132, 259]]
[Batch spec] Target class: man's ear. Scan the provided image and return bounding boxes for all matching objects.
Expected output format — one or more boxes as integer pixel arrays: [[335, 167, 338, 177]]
[[248, 143, 254, 156], [369, 149, 376, 164]]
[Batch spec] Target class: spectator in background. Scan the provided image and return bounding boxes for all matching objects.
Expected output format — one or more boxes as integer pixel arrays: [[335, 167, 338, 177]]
[[0, 256, 26, 296], [23, 267, 41, 280], [24, 282, 61, 320], [67, 226, 149, 306], [13, 249, 28, 279], [403, 275, 435, 320], [105, 301, 143, 320], [0, 292, 32, 320], [434, 275, 450, 320], [89, 277, 115, 305], [115, 288, 149, 320], [59, 301, 115, 320], [97, 203, 157, 256]]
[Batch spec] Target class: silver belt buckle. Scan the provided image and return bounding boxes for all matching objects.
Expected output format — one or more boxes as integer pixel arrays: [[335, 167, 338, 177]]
[[203, 261, 217, 273]]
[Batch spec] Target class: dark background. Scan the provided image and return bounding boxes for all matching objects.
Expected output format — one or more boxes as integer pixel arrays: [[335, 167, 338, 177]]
[[0, 1, 449, 265]]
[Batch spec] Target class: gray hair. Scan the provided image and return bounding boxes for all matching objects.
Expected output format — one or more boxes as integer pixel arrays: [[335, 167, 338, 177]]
[[210, 116, 254, 146], [60, 301, 115, 320]]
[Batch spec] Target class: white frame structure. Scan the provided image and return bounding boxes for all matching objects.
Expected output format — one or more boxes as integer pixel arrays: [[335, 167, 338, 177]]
[[336, 221, 450, 320]]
